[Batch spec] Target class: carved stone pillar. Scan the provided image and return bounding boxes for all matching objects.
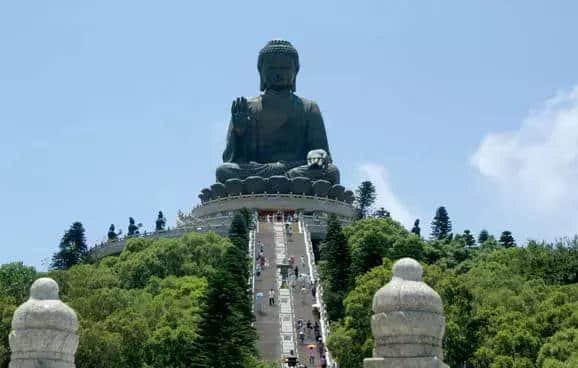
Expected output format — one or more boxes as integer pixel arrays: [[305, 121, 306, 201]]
[[9, 278, 79, 368], [364, 258, 450, 368]]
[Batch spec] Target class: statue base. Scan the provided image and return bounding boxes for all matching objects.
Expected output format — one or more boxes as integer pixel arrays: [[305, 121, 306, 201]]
[[192, 193, 356, 219]]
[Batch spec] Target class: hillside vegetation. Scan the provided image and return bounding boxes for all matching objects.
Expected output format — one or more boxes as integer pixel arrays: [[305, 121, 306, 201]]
[[1, 216, 577, 367], [320, 217, 578, 368], [0, 229, 273, 368]]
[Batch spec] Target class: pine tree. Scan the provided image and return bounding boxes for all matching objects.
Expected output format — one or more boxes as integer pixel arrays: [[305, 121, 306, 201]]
[[463, 230, 476, 247], [499, 231, 516, 248], [478, 229, 490, 244], [355, 181, 377, 219], [320, 214, 351, 320], [431, 206, 452, 240], [229, 212, 249, 252], [51, 222, 88, 270], [238, 208, 253, 230], [198, 245, 255, 367]]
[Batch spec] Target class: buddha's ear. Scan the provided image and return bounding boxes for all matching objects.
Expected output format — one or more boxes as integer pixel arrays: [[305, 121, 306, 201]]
[[260, 72, 266, 92]]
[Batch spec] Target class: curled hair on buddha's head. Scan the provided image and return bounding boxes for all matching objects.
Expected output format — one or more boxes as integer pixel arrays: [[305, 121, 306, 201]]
[[258, 39, 300, 92]]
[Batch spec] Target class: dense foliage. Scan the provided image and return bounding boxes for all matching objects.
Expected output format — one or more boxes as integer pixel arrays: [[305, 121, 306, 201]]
[[325, 218, 578, 368], [3, 210, 578, 367], [319, 214, 351, 321], [0, 230, 268, 368]]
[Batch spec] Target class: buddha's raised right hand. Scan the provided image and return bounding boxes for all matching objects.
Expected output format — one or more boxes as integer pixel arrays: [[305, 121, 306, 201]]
[[231, 97, 251, 134]]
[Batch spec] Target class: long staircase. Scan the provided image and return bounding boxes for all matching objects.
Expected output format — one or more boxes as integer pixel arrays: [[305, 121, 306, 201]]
[[253, 217, 333, 367]]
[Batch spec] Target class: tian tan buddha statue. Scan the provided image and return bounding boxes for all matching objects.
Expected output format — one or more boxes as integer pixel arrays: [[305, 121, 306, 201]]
[[215, 39, 340, 185]]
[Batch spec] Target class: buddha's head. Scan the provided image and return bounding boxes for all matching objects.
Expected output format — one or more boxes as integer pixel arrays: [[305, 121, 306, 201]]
[[258, 39, 300, 92]]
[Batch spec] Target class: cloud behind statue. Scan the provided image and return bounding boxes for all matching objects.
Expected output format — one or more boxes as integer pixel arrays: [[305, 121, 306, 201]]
[[471, 85, 578, 237]]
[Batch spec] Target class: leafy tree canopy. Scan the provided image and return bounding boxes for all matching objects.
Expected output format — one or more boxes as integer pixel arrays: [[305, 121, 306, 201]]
[[0, 231, 267, 368]]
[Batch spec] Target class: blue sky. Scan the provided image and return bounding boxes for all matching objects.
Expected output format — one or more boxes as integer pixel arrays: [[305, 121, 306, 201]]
[[1, 1, 578, 269]]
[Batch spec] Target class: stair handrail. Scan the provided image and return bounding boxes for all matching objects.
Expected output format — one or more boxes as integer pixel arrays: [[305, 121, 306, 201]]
[[249, 211, 258, 320], [300, 216, 334, 367]]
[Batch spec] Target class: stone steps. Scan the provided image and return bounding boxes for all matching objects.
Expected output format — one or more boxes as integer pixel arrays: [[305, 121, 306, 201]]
[[254, 220, 323, 367]]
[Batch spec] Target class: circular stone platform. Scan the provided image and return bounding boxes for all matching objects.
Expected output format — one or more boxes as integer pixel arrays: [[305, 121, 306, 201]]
[[191, 193, 356, 219]]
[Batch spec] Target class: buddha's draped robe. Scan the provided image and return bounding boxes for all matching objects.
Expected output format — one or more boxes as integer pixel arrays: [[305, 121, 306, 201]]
[[216, 90, 340, 184]]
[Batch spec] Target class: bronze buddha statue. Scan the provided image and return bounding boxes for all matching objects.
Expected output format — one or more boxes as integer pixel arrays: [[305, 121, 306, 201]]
[[215, 39, 340, 185]]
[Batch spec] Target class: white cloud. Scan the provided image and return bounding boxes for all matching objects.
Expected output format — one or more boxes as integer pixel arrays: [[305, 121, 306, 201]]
[[471, 86, 578, 235], [357, 163, 416, 229]]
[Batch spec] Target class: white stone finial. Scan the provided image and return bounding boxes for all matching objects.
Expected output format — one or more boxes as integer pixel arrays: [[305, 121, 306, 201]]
[[29, 277, 59, 300], [9, 278, 79, 368], [365, 258, 449, 368], [392, 257, 423, 281]]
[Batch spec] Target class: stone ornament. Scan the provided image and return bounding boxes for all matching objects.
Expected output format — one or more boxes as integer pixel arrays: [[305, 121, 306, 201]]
[[364, 258, 449, 368], [268, 175, 290, 194], [224, 178, 243, 196], [201, 188, 213, 201], [290, 177, 313, 195], [244, 176, 267, 194], [328, 184, 345, 201], [9, 278, 79, 368], [312, 180, 332, 197], [343, 190, 355, 204], [210, 182, 226, 198]]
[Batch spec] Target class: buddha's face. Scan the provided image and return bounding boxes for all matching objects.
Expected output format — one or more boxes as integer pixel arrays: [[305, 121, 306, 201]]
[[260, 54, 296, 91]]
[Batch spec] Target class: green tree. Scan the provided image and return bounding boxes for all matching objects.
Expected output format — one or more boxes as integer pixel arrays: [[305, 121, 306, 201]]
[[1, 230, 265, 368], [346, 218, 409, 279], [328, 259, 393, 368], [0, 262, 37, 304], [479, 229, 490, 244], [238, 208, 254, 230], [499, 231, 516, 248], [320, 214, 351, 320], [355, 181, 376, 219], [198, 245, 256, 367], [390, 234, 425, 261], [537, 328, 578, 368], [463, 230, 476, 247], [229, 212, 249, 252], [431, 206, 452, 240], [51, 221, 88, 270]]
